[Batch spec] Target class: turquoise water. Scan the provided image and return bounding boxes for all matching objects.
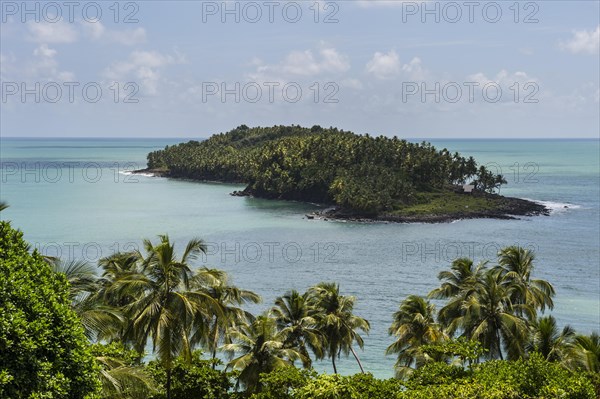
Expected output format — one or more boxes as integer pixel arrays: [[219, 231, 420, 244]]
[[1, 137, 599, 378]]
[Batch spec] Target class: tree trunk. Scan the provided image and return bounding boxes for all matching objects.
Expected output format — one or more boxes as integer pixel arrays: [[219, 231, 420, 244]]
[[331, 355, 338, 374], [166, 368, 172, 399], [211, 317, 219, 369], [497, 331, 504, 360], [350, 346, 366, 374]]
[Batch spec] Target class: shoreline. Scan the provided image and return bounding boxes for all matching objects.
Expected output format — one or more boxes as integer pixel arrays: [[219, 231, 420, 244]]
[[134, 168, 550, 224]]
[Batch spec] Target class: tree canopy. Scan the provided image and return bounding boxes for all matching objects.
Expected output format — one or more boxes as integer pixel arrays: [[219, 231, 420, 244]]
[[146, 125, 504, 216], [0, 221, 100, 398]]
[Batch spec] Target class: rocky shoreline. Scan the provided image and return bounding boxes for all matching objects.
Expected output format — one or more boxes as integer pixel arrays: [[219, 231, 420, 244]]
[[306, 195, 550, 224], [134, 169, 550, 224]]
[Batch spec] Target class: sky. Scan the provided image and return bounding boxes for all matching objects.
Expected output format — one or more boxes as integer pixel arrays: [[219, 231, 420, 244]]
[[0, 0, 599, 138]]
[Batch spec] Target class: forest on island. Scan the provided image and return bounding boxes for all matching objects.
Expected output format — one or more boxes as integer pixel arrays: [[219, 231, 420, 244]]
[[146, 125, 507, 216]]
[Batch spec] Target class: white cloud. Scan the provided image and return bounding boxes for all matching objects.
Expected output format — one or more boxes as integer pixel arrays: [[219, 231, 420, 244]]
[[27, 20, 78, 43], [104, 50, 183, 95], [341, 78, 363, 90], [255, 47, 350, 77], [467, 69, 536, 86], [29, 44, 75, 81], [366, 50, 401, 79], [560, 26, 600, 55], [82, 21, 147, 46]]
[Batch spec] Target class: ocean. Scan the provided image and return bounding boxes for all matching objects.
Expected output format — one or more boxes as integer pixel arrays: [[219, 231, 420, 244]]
[[1, 137, 598, 378]]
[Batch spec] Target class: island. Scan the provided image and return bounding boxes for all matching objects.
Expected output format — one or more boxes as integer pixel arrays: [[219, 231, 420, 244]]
[[138, 125, 549, 222]]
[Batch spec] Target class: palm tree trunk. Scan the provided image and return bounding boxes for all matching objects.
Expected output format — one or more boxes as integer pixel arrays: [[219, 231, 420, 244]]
[[166, 368, 172, 399], [331, 355, 338, 374], [212, 318, 219, 370], [350, 345, 365, 373], [496, 331, 504, 360]]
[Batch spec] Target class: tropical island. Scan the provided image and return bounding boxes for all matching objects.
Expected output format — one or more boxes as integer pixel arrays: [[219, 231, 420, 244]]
[[140, 125, 548, 223]]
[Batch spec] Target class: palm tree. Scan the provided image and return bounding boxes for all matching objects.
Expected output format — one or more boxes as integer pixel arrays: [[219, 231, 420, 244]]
[[494, 246, 555, 317], [49, 259, 98, 299], [386, 295, 446, 378], [222, 314, 305, 393], [95, 351, 156, 399], [271, 290, 323, 368], [527, 315, 575, 363], [429, 258, 487, 333], [50, 258, 122, 341], [189, 270, 261, 368], [307, 283, 370, 374], [110, 235, 222, 399], [0, 201, 8, 212], [456, 270, 532, 360], [570, 333, 600, 373]]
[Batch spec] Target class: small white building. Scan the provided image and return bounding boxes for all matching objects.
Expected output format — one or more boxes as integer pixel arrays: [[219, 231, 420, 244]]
[[463, 184, 474, 193]]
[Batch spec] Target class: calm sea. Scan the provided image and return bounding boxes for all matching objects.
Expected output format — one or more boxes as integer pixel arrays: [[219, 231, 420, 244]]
[[1, 137, 598, 377]]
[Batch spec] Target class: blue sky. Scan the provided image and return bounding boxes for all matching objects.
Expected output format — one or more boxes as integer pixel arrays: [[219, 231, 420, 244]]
[[1, 0, 599, 138]]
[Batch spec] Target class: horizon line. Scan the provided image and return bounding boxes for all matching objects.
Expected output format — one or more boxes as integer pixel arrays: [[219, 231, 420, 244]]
[[1, 136, 598, 140]]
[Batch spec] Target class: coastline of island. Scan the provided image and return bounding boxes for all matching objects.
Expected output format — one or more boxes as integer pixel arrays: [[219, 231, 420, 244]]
[[134, 125, 550, 224]]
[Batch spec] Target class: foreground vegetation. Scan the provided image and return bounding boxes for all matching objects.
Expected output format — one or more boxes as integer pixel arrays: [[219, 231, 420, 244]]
[[144, 125, 525, 219], [1, 217, 598, 398]]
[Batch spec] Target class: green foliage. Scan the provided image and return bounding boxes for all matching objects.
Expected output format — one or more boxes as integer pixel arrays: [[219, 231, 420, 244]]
[[0, 221, 100, 398], [344, 374, 404, 399], [251, 368, 316, 399], [148, 351, 232, 399], [400, 353, 595, 399], [295, 374, 359, 399], [146, 125, 501, 216], [421, 338, 486, 366], [91, 342, 155, 399]]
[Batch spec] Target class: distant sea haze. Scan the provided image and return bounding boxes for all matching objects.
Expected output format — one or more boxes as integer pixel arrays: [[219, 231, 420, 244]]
[[1, 137, 598, 378]]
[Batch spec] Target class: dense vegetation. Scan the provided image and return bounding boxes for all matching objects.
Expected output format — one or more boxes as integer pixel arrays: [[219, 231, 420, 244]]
[[1, 214, 598, 397], [0, 221, 100, 398], [146, 125, 509, 217]]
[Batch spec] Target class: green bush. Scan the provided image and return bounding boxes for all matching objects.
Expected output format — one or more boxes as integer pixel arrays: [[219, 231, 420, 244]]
[[399, 354, 595, 399], [0, 221, 100, 399], [147, 351, 232, 399]]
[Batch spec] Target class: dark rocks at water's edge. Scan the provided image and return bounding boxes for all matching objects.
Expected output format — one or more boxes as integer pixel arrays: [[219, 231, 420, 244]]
[[230, 188, 253, 197], [132, 168, 170, 177], [306, 196, 550, 224]]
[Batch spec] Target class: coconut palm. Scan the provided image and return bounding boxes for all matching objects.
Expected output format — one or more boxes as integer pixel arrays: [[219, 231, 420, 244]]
[[570, 332, 600, 373], [95, 351, 156, 399], [50, 258, 123, 340], [110, 235, 222, 399], [307, 283, 370, 374], [429, 258, 487, 332], [386, 295, 446, 378], [527, 315, 575, 363], [222, 314, 305, 393], [49, 258, 98, 300], [189, 270, 261, 368], [456, 270, 532, 360], [0, 201, 8, 212], [494, 246, 555, 317], [271, 290, 323, 368]]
